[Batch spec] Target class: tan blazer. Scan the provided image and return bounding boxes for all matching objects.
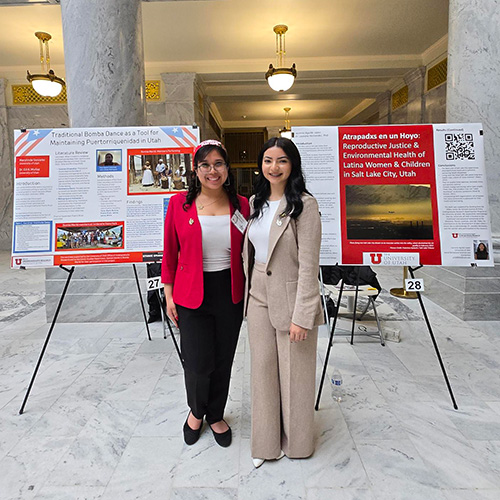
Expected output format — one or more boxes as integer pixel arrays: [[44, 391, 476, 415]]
[[243, 193, 324, 331]]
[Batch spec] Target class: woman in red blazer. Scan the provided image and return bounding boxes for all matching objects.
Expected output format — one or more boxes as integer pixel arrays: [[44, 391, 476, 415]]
[[162, 140, 249, 448]]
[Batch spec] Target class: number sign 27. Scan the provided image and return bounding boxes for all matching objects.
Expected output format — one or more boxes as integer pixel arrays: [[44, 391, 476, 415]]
[[147, 276, 162, 291], [405, 278, 424, 292]]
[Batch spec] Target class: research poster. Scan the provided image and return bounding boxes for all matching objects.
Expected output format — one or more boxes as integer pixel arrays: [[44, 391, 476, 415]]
[[294, 124, 493, 267], [12, 123, 492, 269], [11, 125, 199, 268]]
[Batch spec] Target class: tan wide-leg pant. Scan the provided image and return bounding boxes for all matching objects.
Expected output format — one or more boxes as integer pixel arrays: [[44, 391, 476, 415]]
[[247, 262, 318, 459]]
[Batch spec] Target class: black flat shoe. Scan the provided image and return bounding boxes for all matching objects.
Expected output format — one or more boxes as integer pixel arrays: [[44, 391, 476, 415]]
[[210, 420, 232, 447], [183, 413, 202, 445]]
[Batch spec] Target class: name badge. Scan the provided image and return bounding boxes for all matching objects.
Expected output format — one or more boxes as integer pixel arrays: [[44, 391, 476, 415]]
[[231, 210, 248, 234]]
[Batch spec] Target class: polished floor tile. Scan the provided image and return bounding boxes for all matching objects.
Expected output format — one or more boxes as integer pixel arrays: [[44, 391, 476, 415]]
[[0, 251, 500, 499]]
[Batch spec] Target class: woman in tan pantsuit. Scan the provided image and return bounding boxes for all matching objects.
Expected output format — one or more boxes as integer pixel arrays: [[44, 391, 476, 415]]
[[243, 137, 323, 468]]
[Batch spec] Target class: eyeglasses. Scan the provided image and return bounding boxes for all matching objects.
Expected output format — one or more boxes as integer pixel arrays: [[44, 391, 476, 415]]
[[197, 161, 227, 173]]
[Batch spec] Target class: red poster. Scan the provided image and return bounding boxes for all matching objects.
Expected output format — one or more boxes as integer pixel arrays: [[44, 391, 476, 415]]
[[338, 125, 441, 265], [15, 156, 50, 178], [54, 252, 143, 266]]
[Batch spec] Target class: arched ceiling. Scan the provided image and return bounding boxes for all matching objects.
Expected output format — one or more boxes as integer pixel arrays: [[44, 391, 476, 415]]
[[0, 0, 449, 129]]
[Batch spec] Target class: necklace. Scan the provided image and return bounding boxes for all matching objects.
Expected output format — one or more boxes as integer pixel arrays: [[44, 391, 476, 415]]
[[197, 193, 223, 210]]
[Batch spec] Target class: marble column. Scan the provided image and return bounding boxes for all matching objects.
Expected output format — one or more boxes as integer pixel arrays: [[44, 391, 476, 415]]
[[161, 72, 215, 140], [421, 0, 500, 320], [404, 67, 425, 124], [447, 0, 500, 255], [424, 82, 447, 124], [45, 0, 148, 322], [161, 73, 197, 127], [376, 91, 391, 124], [0, 79, 13, 251], [60, 0, 146, 128]]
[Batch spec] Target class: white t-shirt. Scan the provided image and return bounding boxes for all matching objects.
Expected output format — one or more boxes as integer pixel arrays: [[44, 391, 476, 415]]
[[198, 215, 231, 272], [248, 199, 281, 264]]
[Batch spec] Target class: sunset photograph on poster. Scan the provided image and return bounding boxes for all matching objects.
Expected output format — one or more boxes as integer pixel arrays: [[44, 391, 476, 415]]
[[345, 184, 434, 240]]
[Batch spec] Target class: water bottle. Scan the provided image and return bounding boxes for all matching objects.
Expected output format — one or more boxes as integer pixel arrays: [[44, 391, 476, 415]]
[[331, 368, 343, 402]]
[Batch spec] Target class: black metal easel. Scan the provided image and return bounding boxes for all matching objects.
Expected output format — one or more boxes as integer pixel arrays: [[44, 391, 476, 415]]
[[19, 264, 155, 414], [315, 277, 344, 411], [19, 265, 75, 414], [316, 266, 362, 410], [315, 265, 459, 411], [132, 264, 152, 342], [408, 265, 458, 410], [156, 289, 183, 364]]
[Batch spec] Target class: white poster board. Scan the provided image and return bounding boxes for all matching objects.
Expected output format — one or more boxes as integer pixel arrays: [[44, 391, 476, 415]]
[[11, 125, 199, 268]]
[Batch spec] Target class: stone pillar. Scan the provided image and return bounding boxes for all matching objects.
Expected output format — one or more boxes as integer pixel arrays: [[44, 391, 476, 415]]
[[405, 67, 425, 124], [161, 73, 197, 127], [424, 81, 447, 124], [0, 79, 13, 251], [447, 0, 500, 257], [420, 0, 500, 320], [61, 0, 146, 128], [376, 91, 391, 124], [45, 0, 148, 322], [161, 72, 218, 141]]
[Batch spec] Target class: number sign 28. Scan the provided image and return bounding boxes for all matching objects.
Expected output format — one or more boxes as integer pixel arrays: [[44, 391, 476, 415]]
[[405, 278, 424, 292]]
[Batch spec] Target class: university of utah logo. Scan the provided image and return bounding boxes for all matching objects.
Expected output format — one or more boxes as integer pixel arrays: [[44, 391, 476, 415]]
[[15, 258, 22, 266], [452, 233, 459, 238], [370, 253, 382, 264]]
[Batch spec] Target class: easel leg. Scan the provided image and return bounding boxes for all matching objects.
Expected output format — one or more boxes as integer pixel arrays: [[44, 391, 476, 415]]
[[157, 289, 168, 340], [409, 267, 458, 409], [319, 267, 330, 325], [315, 280, 344, 411], [132, 264, 151, 341], [350, 267, 361, 345], [357, 299, 370, 321], [158, 291, 183, 365], [19, 265, 75, 415]]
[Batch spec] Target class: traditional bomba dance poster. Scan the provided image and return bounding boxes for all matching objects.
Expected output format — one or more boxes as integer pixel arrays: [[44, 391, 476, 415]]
[[11, 125, 199, 268]]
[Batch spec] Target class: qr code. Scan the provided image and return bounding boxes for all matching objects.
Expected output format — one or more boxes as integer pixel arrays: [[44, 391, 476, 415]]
[[444, 133, 475, 160]]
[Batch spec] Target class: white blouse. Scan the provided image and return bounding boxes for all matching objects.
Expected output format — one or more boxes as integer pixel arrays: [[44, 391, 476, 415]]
[[248, 199, 281, 264], [198, 215, 231, 272]]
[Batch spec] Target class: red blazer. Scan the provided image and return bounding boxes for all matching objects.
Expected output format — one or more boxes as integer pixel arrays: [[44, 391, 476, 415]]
[[161, 192, 250, 309]]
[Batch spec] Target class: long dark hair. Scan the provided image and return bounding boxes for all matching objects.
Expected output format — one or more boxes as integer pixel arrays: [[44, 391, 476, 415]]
[[251, 137, 309, 220], [183, 144, 240, 211]]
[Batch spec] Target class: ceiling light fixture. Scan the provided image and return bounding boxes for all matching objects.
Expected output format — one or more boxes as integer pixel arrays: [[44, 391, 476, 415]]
[[27, 32, 65, 97], [279, 107, 293, 139], [265, 25, 297, 92]]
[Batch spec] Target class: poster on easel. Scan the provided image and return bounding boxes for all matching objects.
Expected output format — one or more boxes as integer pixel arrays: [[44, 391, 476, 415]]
[[11, 125, 199, 268], [293, 123, 493, 267]]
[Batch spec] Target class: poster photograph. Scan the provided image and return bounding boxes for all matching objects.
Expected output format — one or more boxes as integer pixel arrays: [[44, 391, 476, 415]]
[[55, 222, 124, 251], [127, 149, 192, 195], [11, 125, 199, 268]]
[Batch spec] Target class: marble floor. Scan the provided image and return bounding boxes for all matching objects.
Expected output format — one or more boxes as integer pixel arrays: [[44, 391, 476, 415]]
[[1, 250, 500, 500]]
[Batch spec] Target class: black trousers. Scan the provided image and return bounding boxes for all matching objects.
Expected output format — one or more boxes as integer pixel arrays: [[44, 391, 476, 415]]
[[177, 269, 243, 424]]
